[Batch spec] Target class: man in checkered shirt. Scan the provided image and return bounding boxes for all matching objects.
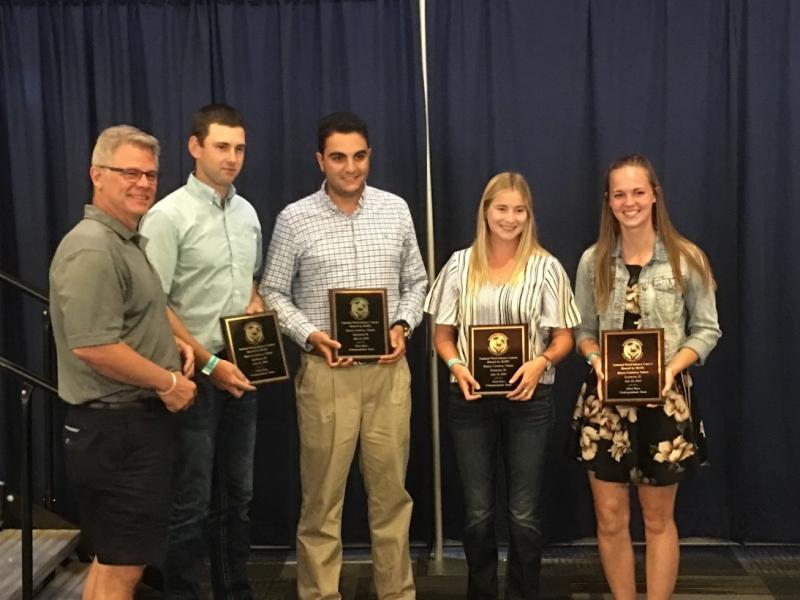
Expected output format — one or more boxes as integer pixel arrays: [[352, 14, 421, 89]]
[[259, 111, 427, 600]]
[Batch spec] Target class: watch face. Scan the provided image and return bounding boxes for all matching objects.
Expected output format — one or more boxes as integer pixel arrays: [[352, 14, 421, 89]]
[[392, 320, 411, 338]]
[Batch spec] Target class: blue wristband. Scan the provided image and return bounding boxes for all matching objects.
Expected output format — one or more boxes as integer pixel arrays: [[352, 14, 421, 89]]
[[201, 355, 220, 375]]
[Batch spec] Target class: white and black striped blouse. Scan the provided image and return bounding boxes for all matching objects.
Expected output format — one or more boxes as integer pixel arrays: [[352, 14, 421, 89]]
[[424, 247, 581, 385]]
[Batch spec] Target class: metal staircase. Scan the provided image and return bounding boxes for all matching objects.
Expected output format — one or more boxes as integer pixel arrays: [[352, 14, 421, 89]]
[[0, 529, 81, 599], [1, 271, 80, 599]]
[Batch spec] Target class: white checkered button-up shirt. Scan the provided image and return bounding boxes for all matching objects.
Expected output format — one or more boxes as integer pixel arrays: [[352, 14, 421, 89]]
[[259, 182, 428, 350]]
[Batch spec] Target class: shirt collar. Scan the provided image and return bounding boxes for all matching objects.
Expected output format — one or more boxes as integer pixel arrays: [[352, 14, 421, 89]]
[[652, 236, 668, 261], [186, 172, 236, 208], [611, 235, 668, 262], [318, 180, 367, 214], [84, 204, 141, 242]]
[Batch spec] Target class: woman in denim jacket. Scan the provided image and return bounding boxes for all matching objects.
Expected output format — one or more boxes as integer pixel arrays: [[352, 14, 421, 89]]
[[571, 154, 721, 599]]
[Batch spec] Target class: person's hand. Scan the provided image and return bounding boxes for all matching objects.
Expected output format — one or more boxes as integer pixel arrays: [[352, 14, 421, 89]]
[[307, 330, 354, 368], [210, 359, 256, 397], [588, 352, 605, 401], [174, 337, 195, 378], [452, 363, 481, 400], [507, 358, 546, 401], [244, 295, 265, 315], [379, 325, 407, 364], [159, 372, 196, 412], [661, 364, 676, 398]]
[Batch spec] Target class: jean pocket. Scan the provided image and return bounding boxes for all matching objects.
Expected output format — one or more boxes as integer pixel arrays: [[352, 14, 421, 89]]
[[294, 359, 310, 394], [389, 360, 412, 407], [516, 388, 555, 425], [63, 422, 93, 453], [296, 360, 335, 426]]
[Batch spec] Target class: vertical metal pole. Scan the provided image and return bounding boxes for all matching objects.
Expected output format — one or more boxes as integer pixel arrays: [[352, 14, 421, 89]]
[[418, 0, 444, 567], [42, 307, 55, 510], [20, 383, 34, 600]]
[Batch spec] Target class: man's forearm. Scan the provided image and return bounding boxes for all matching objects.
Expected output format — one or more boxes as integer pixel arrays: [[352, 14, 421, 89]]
[[249, 281, 263, 305], [261, 289, 317, 348], [72, 342, 174, 392], [396, 273, 428, 330], [166, 308, 213, 367]]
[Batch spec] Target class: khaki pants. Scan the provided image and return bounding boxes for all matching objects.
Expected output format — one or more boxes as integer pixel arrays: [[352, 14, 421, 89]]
[[295, 353, 416, 600]]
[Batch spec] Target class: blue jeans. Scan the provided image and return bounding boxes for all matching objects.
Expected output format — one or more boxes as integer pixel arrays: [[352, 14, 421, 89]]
[[163, 374, 257, 599], [448, 384, 554, 600]]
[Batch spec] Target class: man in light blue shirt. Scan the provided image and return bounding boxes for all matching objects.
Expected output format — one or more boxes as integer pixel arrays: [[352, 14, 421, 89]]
[[140, 104, 262, 599]]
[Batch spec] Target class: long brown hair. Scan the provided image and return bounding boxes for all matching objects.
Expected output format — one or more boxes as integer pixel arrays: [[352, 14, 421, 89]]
[[468, 172, 546, 291], [593, 154, 715, 310]]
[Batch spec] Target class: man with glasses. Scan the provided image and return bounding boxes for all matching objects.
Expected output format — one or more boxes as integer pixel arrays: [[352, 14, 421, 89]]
[[49, 125, 197, 600], [139, 103, 262, 599]]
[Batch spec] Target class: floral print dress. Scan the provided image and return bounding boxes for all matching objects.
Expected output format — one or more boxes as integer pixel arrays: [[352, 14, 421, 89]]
[[571, 265, 708, 485]]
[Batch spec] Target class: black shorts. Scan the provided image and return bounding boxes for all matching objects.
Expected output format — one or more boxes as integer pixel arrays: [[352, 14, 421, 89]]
[[64, 400, 175, 566]]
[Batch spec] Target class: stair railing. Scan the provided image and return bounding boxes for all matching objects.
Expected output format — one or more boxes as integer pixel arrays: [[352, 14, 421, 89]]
[[1, 270, 60, 600]]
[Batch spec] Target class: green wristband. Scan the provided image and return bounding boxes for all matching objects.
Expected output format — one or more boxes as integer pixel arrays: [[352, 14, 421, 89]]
[[201, 355, 220, 375], [446, 358, 465, 370], [585, 351, 600, 365]]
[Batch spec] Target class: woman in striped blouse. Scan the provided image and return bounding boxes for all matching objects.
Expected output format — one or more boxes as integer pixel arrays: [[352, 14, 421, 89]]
[[424, 172, 580, 599]]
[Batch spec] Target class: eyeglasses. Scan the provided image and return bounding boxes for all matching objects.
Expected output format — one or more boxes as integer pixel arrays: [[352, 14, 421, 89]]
[[96, 165, 159, 184]]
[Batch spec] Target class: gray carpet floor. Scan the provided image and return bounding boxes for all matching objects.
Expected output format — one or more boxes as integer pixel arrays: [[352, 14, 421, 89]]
[[38, 544, 800, 599], [238, 545, 800, 599]]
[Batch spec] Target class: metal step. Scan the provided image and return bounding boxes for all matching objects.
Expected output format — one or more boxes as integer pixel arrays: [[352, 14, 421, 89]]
[[0, 529, 81, 600], [35, 560, 87, 600]]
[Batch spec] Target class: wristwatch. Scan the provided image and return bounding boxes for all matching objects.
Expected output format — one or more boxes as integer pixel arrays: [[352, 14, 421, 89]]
[[390, 320, 411, 339]]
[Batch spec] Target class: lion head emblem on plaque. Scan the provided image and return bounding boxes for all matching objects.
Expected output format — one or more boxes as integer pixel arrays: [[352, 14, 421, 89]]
[[349, 296, 370, 321], [621, 337, 644, 362], [243, 321, 265, 345], [487, 332, 509, 356]]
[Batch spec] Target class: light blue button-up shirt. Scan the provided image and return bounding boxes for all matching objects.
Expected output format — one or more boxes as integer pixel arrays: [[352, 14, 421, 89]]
[[140, 174, 262, 353], [574, 237, 721, 364]]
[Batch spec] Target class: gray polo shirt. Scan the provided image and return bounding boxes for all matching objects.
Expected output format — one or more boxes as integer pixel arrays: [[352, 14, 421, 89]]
[[49, 205, 180, 405]]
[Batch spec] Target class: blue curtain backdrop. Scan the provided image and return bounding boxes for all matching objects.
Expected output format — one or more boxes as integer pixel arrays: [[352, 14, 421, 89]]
[[426, 0, 799, 543], [1, 0, 798, 546], [0, 0, 431, 546]]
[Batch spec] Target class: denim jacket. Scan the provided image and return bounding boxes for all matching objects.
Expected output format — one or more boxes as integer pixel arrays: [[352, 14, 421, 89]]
[[574, 237, 721, 364]]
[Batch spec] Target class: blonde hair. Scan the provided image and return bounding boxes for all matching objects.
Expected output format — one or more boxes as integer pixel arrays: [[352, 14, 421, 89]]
[[91, 125, 160, 167], [468, 172, 546, 290], [593, 154, 715, 310]]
